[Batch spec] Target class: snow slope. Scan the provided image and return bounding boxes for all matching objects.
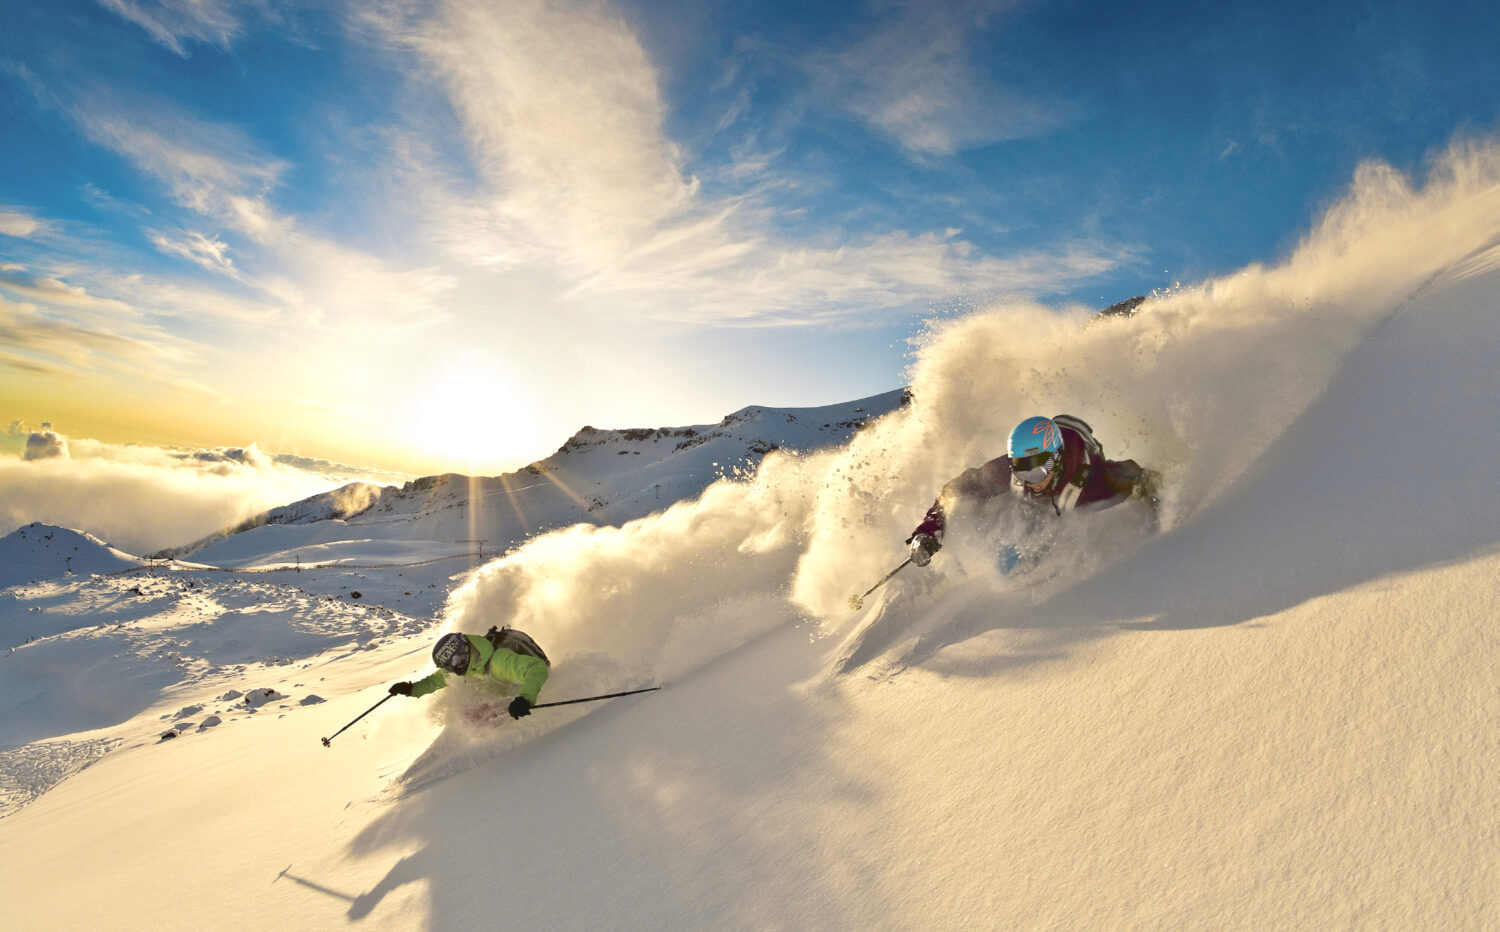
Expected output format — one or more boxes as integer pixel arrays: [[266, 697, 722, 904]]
[[0, 142, 1496, 930]]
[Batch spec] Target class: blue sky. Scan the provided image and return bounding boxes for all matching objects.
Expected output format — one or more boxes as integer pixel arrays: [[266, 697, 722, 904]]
[[2, 0, 1497, 474]]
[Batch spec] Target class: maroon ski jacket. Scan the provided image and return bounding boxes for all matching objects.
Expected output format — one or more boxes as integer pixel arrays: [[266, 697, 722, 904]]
[[909, 424, 1146, 540]]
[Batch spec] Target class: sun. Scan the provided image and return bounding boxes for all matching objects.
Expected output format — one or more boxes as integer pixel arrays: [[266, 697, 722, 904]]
[[410, 365, 542, 475]]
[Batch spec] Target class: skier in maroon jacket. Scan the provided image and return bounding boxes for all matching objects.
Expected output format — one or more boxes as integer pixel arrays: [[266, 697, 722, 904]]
[[906, 415, 1158, 570]]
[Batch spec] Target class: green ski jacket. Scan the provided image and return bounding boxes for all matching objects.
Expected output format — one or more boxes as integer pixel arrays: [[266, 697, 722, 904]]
[[410, 634, 550, 703]]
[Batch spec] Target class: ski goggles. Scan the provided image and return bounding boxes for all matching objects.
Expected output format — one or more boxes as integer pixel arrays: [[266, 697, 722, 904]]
[[1012, 451, 1059, 485]]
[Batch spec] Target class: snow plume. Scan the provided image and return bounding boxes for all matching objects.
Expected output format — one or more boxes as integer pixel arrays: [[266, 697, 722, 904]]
[[795, 137, 1500, 610], [328, 481, 382, 520], [0, 427, 358, 554], [444, 466, 815, 693], [443, 134, 1500, 671], [795, 134, 1500, 618]]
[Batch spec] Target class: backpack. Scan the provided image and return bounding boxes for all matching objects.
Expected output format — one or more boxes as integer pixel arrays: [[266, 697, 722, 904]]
[[485, 626, 551, 667], [1051, 414, 1104, 459]]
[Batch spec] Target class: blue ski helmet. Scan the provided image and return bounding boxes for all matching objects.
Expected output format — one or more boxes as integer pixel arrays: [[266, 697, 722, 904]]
[[1008, 416, 1064, 486], [433, 633, 472, 674]]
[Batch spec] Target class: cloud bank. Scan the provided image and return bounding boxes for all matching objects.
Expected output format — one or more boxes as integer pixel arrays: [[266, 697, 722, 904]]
[[0, 423, 403, 555]]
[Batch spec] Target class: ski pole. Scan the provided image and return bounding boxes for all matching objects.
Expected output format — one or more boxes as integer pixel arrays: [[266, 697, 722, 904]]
[[848, 556, 913, 610], [530, 686, 661, 709], [321, 693, 396, 747]]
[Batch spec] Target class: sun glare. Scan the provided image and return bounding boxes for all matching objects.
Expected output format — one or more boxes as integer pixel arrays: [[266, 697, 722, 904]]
[[411, 366, 541, 475]]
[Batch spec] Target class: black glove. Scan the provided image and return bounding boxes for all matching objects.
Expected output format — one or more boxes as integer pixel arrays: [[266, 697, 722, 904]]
[[908, 533, 942, 567], [508, 696, 532, 720], [388, 681, 414, 696]]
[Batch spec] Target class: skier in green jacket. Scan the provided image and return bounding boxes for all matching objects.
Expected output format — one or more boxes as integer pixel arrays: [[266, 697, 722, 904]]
[[388, 629, 550, 720]]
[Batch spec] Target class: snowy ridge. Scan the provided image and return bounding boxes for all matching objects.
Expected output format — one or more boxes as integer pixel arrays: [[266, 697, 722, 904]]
[[167, 388, 908, 569], [263, 482, 387, 526], [536, 387, 911, 518], [151, 483, 389, 561], [555, 389, 910, 460]]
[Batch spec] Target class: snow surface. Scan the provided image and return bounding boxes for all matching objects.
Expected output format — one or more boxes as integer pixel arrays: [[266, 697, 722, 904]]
[[1, 146, 1497, 930]]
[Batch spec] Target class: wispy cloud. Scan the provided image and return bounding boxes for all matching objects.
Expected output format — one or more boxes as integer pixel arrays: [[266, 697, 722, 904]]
[[53, 81, 455, 331], [70, 90, 285, 212], [96, 0, 262, 55], [0, 206, 42, 238], [369, 0, 1117, 324], [806, 0, 1083, 157], [0, 270, 133, 314], [372, 0, 698, 269], [0, 285, 202, 380], [149, 229, 244, 280], [586, 229, 1130, 325]]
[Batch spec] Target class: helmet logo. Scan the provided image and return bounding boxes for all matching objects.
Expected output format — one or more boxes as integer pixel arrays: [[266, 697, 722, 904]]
[[1009, 415, 1063, 459], [1032, 419, 1059, 450]]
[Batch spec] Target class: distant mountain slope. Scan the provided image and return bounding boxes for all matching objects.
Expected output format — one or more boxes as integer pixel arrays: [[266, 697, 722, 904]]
[[171, 388, 910, 569], [0, 523, 143, 588]]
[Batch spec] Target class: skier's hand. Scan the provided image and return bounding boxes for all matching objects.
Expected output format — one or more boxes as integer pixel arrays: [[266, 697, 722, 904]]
[[508, 696, 532, 720], [388, 681, 414, 696], [909, 533, 942, 567]]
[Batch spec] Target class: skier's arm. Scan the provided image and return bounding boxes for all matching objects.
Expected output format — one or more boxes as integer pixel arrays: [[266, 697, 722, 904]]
[[908, 499, 947, 541], [908, 456, 1014, 541], [949, 457, 1014, 501], [513, 654, 549, 704], [408, 670, 449, 697]]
